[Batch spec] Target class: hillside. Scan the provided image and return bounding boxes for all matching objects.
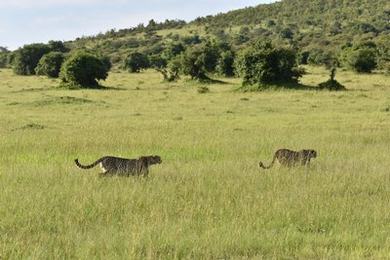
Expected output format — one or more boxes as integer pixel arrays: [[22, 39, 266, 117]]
[[197, 0, 389, 47], [67, 0, 389, 65]]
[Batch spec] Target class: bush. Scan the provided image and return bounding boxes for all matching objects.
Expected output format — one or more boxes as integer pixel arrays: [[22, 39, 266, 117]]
[[13, 43, 51, 75], [161, 42, 185, 61], [200, 40, 221, 73], [156, 57, 181, 82], [235, 40, 302, 88], [60, 51, 111, 88], [7, 52, 15, 67], [0, 52, 8, 68], [124, 52, 149, 73], [217, 51, 235, 77], [180, 45, 208, 80], [35, 52, 65, 78], [149, 54, 167, 69], [48, 40, 69, 53], [347, 48, 377, 73], [307, 49, 333, 66], [180, 41, 224, 81], [280, 27, 294, 39], [297, 51, 310, 65]]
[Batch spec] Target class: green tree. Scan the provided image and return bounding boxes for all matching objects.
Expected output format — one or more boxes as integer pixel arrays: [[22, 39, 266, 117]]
[[13, 43, 51, 75], [124, 52, 149, 73], [297, 50, 310, 65], [307, 49, 334, 66], [60, 51, 110, 87], [156, 56, 181, 82], [35, 52, 65, 78], [0, 47, 9, 68], [347, 48, 377, 73], [48, 40, 69, 53], [217, 51, 235, 77], [149, 54, 167, 69], [180, 45, 208, 80], [235, 40, 302, 87], [200, 40, 221, 73], [161, 42, 185, 61], [280, 27, 294, 39]]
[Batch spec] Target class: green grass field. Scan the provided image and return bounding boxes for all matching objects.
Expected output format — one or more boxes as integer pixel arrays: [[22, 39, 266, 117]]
[[1, 67, 390, 258]]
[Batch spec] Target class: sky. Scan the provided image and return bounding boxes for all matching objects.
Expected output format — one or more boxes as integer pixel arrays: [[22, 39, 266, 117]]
[[0, 0, 276, 50]]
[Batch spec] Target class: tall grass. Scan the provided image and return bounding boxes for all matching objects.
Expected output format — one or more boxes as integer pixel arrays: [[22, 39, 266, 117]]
[[0, 67, 389, 258]]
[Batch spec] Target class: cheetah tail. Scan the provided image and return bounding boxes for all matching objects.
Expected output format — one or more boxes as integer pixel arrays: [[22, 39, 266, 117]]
[[259, 154, 277, 169], [74, 158, 103, 169]]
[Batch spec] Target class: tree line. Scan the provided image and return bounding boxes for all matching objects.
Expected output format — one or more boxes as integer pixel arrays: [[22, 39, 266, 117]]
[[0, 32, 386, 91], [1, 0, 388, 90]]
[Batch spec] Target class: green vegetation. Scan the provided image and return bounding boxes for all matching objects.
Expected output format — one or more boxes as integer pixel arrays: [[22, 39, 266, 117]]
[[347, 48, 378, 73], [59, 51, 111, 88], [35, 52, 65, 78], [156, 57, 181, 82], [4, 0, 388, 80], [13, 43, 51, 75], [51, 0, 388, 73], [235, 40, 302, 89], [217, 50, 235, 77], [124, 52, 150, 73], [180, 45, 209, 80], [0, 47, 10, 68], [2, 0, 388, 89], [1, 67, 390, 258]]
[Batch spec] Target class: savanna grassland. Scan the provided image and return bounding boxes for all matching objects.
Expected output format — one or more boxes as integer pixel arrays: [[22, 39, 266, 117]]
[[1, 67, 390, 259]]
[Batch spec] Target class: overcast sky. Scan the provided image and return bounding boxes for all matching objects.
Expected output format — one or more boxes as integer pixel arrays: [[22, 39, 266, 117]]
[[0, 0, 276, 50]]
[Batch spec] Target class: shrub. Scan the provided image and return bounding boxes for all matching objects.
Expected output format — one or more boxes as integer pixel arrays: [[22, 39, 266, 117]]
[[235, 40, 302, 88], [280, 27, 294, 39], [60, 51, 111, 88], [7, 52, 15, 67], [156, 57, 181, 82], [0, 52, 8, 68], [48, 40, 69, 53], [217, 51, 235, 77], [200, 40, 221, 73], [181, 35, 201, 45], [297, 51, 310, 65], [13, 43, 51, 75], [149, 54, 167, 69], [307, 49, 333, 66], [124, 52, 149, 73], [0, 47, 9, 68], [180, 41, 223, 81], [180, 45, 208, 80], [161, 42, 185, 61], [35, 52, 65, 78], [347, 48, 377, 73]]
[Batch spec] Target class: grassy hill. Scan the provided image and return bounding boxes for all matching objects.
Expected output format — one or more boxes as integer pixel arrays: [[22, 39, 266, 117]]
[[67, 0, 390, 65]]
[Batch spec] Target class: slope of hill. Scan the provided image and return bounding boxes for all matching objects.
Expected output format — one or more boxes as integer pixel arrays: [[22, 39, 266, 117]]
[[31, 0, 390, 67], [195, 0, 390, 48]]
